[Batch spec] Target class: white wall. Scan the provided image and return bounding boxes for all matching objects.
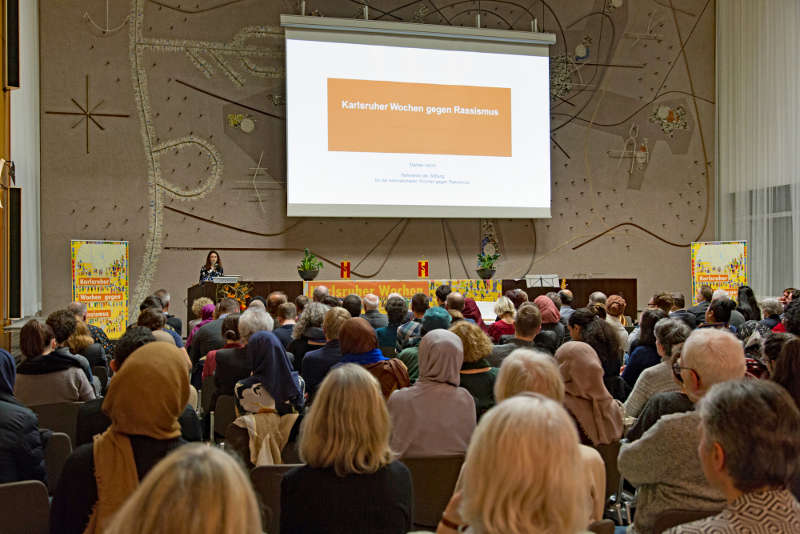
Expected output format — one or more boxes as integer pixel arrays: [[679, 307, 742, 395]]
[[10, 0, 41, 315]]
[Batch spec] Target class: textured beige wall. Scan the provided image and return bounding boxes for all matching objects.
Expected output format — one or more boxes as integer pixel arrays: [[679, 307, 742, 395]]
[[40, 0, 715, 325]]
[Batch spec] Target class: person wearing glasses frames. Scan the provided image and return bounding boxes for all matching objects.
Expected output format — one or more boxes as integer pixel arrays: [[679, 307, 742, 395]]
[[617, 328, 747, 534]]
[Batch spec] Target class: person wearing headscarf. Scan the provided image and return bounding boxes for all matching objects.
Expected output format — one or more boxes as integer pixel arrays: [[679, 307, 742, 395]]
[[186, 303, 215, 350], [533, 295, 565, 352], [462, 298, 488, 333], [388, 330, 476, 458], [338, 318, 410, 398], [556, 341, 624, 447], [0, 349, 48, 483], [50, 342, 190, 534]]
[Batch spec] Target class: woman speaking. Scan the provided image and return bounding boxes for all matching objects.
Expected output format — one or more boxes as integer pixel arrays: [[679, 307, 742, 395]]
[[199, 250, 223, 282]]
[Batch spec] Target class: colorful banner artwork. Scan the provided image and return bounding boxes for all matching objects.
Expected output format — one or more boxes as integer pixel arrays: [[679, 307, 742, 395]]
[[690, 241, 748, 305], [71, 240, 129, 339]]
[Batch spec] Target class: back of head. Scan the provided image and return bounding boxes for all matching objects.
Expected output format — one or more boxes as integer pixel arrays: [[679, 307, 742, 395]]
[[221, 313, 240, 342], [567, 307, 598, 329], [385, 296, 408, 325], [46, 309, 78, 344], [449, 321, 493, 363], [708, 298, 736, 324], [421, 306, 452, 334], [338, 317, 378, 354], [191, 297, 213, 319], [639, 309, 668, 346], [558, 289, 574, 306], [153, 289, 170, 308], [494, 349, 565, 403], [445, 292, 465, 312], [292, 302, 328, 339], [68, 321, 95, 354], [114, 326, 157, 368], [217, 297, 241, 317], [342, 294, 363, 318], [700, 284, 714, 302], [276, 302, 296, 322], [312, 285, 328, 302], [266, 291, 287, 317], [771, 338, 800, 405], [514, 303, 542, 338], [681, 328, 746, 398], [322, 307, 350, 341], [652, 292, 674, 314], [300, 364, 392, 477], [139, 295, 164, 312], [784, 299, 800, 335], [435, 284, 452, 304], [654, 317, 691, 358], [411, 293, 429, 315], [321, 295, 341, 308], [67, 301, 87, 319], [20, 319, 55, 359], [294, 294, 309, 315], [588, 291, 607, 306], [363, 294, 380, 311], [606, 295, 627, 318], [671, 293, 686, 310], [418, 329, 463, 384], [698, 380, 800, 493], [494, 296, 515, 317], [137, 307, 166, 331], [104, 444, 262, 534], [545, 291, 562, 309], [581, 317, 621, 366], [711, 289, 729, 303], [761, 298, 783, 318], [238, 308, 273, 342], [764, 332, 795, 364], [460, 394, 588, 534], [505, 289, 528, 310]]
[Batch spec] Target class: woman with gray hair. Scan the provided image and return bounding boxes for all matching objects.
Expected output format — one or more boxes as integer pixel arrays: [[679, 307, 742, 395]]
[[288, 302, 329, 372], [760, 298, 783, 330], [624, 317, 691, 417]]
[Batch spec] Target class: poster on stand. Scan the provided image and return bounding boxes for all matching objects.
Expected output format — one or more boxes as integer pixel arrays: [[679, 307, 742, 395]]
[[71, 240, 129, 339], [690, 241, 747, 305]]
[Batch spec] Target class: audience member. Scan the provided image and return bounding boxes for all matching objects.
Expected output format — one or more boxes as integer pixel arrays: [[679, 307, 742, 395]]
[[440, 394, 590, 534], [688, 285, 714, 324], [361, 294, 388, 329], [15, 318, 95, 405], [199, 312, 240, 379], [105, 444, 262, 534], [623, 309, 668, 388], [712, 290, 746, 330], [504, 288, 528, 310], [68, 319, 107, 370], [294, 294, 309, 316], [235, 331, 304, 417], [780, 287, 797, 309], [312, 285, 329, 303], [450, 321, 497, 419], [559, 289, 576, 321], [341, 294, 363, 319], [436, 284, 452, 307], [651, 292, 675, 314], [736, 285, 761, 321], [669, 293, 698, 330], [51, 342, 191, 534], [212, 313, 253, 401], [137, 295, 183, 346], [488, 296, 515, 342], [447, 307, 465, 324], [266, 290, 288, 320], [624, 318, 690, 418], [782, 299, 800, 335], [321, 295, 341, 308], [606, 294, 630, 348], [760, 298, 783, 330], [397, 307, 452, 382], [303, 307, 349, 401], [664, 380, 800, 533], [395, 292, 428, 352], [76, 328, 202, 446], [189, 298, 240, 364], [288, 301, 328, 370], [137, 306, 183, 348], [272, 302, 297, 348], [376, 296, 408, 350], [556, 341, 624, 447], [153, 288, 182, 335], [588, 291, 607, 307], [462, 297, 488, 332], [186, 302, 215, 349], [445, 292, 470, 321], [67, 301, 113, 357], [771, 337, 800, 408], [489, 303, 549, 366], [493, 349, 605, 522], [388, 330, 475, 458], [338, 318, 409, 398], [764, 332, 795, 376], [187, 297, 213, 334], [569, 307, 628, 401], [0, 348, 47, 484], [282, 365, 413, 534], [534, 295, 565, 351], [702, 297, 738, 334], [618, 328, 747, 534]]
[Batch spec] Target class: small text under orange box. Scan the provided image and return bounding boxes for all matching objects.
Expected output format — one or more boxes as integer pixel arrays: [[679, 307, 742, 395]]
[[328, 78, 511, 157], [87, 310, 112, 319]]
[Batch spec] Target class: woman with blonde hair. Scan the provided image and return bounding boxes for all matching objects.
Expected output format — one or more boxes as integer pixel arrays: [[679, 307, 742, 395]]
[[104, 444, 262, 534], [450, 321, 498, 419], [67, 320, 107, 370], [281, 364, 413, 533], [437, 394, 590, 534], [493, 348, 606, 523], [188, 296, 214, 334], [488, 296, 515, 343]]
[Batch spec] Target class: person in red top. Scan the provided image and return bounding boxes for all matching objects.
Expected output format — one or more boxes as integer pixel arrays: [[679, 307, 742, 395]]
[[488, 296, 516, 343], [202, 314, 242, 379]]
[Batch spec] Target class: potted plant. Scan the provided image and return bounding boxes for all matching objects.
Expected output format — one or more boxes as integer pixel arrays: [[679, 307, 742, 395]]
[[298, 248, 323, 281], [476, 252, 500, 279]]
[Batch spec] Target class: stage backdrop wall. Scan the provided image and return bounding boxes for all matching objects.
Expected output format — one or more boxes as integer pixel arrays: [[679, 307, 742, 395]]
[[39, 0, 716, 326]]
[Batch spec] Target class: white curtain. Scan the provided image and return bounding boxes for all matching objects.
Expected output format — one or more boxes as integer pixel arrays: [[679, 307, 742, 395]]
[[717, 0, 800, 298], [9, 0, 41, 316]]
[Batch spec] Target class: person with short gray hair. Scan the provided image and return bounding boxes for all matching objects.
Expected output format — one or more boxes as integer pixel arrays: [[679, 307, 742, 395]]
[[664, 380, 800, 533], [760, 298, 783, 330], [361, 294, 388, 329], [154, 288, 182, 335], [312, 285, 329, 303], [624, 318, 691, 418], [237, 308, 273, 343], [588, 291, 607, 306]]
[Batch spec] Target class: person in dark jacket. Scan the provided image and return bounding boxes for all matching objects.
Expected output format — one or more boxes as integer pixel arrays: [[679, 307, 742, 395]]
[[451, 321, 498, 420], [0, 349, 48, 484], [303, 307, 349, 402], [288, 302, 328, 373], [75, 327, 202, 446], [281, 364, 413, 534], [687, 284, 714, 325], [272, 302, 297, 348], [189, 298, 241, 364], [375, 296, 408, 350], [154, 289, 183, 336], [50, 342, 190, 534], [622, 309, 668, 388]]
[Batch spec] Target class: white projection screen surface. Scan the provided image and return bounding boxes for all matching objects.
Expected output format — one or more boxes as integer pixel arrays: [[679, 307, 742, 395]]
[[281, 16, 556, 218]]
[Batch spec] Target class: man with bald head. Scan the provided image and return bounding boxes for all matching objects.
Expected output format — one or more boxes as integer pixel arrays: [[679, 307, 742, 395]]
[[445, 292, 474, 324], [361, 293, 388, 329], [619, 328, 747, 534], [558, 289, 575, 321], [312, 285, 329, 303]]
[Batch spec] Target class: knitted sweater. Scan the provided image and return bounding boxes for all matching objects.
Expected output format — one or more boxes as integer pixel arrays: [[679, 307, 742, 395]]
[[623, 361, 681, 418], [619, 411, 726, 534]]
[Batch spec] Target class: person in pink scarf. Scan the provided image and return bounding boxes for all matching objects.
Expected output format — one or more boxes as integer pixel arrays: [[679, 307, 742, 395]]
[[186, 303, 215, 350], [534, 295, 566, 351]]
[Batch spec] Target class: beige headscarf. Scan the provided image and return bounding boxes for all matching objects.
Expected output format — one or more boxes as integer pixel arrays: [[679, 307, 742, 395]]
[[556, 341, 624, 446], [84, 342, 189, 534]]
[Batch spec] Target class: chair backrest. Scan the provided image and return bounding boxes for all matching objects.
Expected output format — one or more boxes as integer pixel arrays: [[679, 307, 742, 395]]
[[588, 519, 615, 534], [250, 464, 303, 534], [213, 395, 236, 438], [45, 432, 73, 494], [401, 455, 465, 528], [92, 366, 109, 393], [593, 440, 622, 503], [31, 402, 83, 445], [654, 509, 720, 533], [201, 375, 217, 414], [0, 480, 50, 534]]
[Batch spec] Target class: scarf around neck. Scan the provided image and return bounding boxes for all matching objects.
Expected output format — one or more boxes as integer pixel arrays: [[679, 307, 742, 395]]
[[341, 348, 387, 365]]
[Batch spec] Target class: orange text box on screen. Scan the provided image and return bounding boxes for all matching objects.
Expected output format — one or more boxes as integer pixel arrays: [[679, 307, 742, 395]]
[[327, 78, 511, 157]]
